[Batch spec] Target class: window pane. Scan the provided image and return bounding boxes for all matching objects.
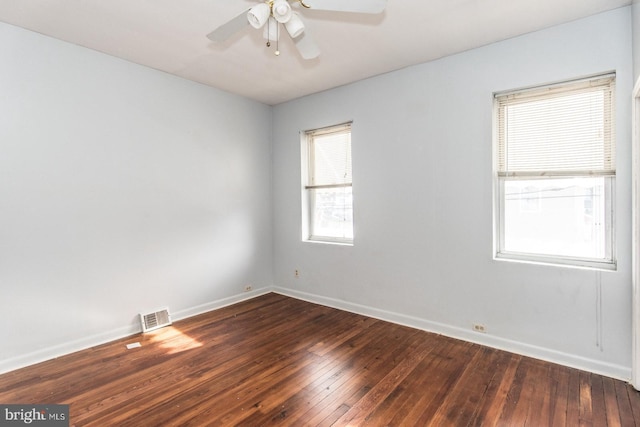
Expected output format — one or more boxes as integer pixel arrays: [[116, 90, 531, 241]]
[[311, 131, 352, 186], [503, 177, 608, 260], [310, 187, 353, 240]]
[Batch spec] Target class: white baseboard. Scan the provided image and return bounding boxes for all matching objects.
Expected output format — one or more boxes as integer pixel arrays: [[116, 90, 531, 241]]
[[171, 287, 271, 321], [0, 287, 271, 375], [0, 324, 139, 375], [273, 286, 632, 382]]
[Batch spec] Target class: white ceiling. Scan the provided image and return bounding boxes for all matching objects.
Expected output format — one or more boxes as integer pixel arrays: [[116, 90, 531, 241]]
[[0, 0, 631, 105]]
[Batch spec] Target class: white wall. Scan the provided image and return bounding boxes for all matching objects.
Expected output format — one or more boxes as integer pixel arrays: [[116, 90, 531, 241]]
[[0, 22, 273, 372], [272, 7, 634, 379]]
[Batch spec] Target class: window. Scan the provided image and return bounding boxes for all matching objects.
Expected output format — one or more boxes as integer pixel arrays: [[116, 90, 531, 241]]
[[303, 122, 353, 244], [494, 74, 616, 269]]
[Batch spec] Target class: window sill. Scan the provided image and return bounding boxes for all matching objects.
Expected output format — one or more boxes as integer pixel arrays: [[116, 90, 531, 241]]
[[305, 237, 353, 246], [495, 252, 616, 271]]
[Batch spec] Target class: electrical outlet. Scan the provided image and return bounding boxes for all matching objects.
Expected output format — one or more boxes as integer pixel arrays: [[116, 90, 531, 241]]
[[473, 323, 487, 333], [294, 269, 300, 278], [244, 285, 252, 292]]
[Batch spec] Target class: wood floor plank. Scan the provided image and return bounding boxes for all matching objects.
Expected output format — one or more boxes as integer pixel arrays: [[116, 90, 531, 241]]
[[524, 361, 553, 426], [358, 338, 462, 426], [220, 310, 399, 426], [614, 380, 637, 426], [424, 344, 495, 426], [495, 355, 530, 424], [409, 340, 480, 425], [307, 325, 428, 426], [579, 371, 594, 426], [566, 366, 582, 425], [0, 293, 638, 426], [378, 338, 461, 426], [591, 374, 609, 427], [602, 377, 623, 427], [549, 362, 570, 427], [537, 362, 556, 426], [288, 321, 408, 426], [469, 351, 522, 426], [251, 323, 396, 426], [627, 381, 640, 424], [509, 358, 540, 425], [455, 348, 515, 426], [331, 329, 433, 426]]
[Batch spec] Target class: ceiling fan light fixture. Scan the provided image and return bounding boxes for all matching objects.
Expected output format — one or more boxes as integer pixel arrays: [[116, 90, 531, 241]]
[[209, 0, 388, 60], [247, 3, 270, 29], [285, 13, 305, 39], [272, 0, 292, 23]]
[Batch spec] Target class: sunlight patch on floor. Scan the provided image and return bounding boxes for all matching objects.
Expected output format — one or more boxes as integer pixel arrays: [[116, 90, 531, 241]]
[[147, 326, 203, 354]]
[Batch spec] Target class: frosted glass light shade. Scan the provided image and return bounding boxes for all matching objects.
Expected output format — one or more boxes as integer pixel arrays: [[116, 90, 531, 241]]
[[247, 3, 270, 29], [272, 0, 292, 23], [285, 13, 305, 38]]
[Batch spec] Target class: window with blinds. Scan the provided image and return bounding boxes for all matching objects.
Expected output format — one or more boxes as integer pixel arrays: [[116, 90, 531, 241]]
[[494, 74, 616, 269], [303, 122, 353, 243]]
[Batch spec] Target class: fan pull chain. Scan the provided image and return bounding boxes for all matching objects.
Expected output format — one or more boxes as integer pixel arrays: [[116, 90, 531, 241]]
[[264, 18, 280, 56], [266, 17, 271, 47]]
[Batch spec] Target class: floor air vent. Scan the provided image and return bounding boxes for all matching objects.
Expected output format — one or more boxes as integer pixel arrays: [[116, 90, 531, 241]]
[[140, 308, 172, 332]]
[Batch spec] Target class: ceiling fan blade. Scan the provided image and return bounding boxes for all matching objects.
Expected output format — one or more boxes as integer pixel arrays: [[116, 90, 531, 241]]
[[293, 30, 320, 60], [207, 9, 251, 42], [300, 0, 386, 14]]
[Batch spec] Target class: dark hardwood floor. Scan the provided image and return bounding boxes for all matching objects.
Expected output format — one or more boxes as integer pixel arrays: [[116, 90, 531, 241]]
[[1, 293, 639, 426]]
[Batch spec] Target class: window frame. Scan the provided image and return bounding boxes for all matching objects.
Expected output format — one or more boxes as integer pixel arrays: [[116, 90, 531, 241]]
[[301, 122, 354, 245], [493, 74, 616, 270]]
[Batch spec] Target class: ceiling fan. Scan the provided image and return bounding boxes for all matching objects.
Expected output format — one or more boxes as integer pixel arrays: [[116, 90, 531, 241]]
[[207, 0, 387, 59]]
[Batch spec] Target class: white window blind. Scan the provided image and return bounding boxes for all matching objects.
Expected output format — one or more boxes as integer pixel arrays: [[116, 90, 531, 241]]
[[307, 123, 352, 188], [496, 75, 615, 177]]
